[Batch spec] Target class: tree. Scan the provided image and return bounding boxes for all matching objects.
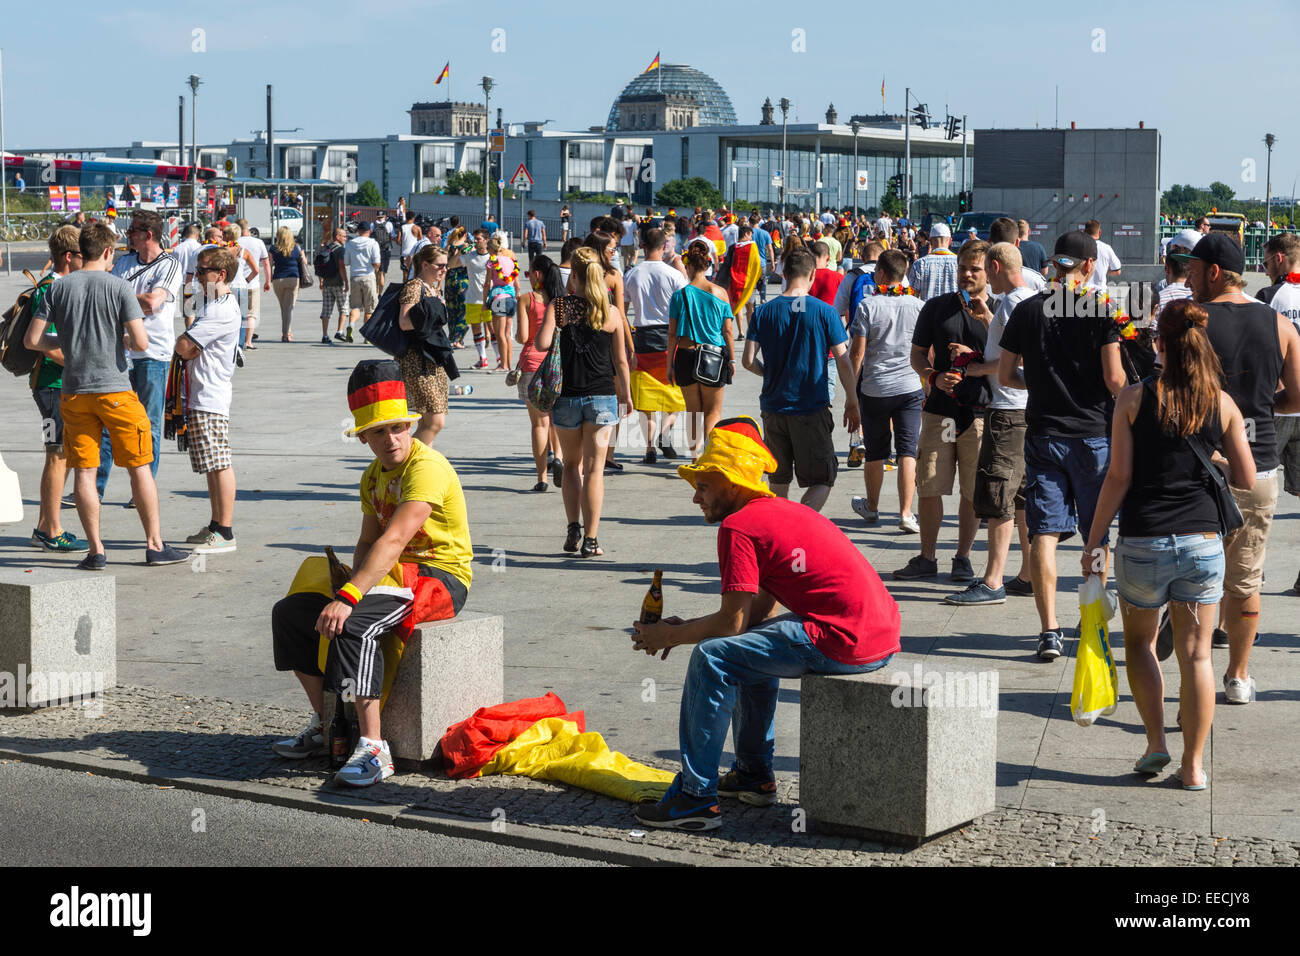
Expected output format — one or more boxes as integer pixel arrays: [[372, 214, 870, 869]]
[[655, 177, 724, 210], [1209, 181, 1235, 206], [351, 180, 385, 207], [445, 170, 485, 197]]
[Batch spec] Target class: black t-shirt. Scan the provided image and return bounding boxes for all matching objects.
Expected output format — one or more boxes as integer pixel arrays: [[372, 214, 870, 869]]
[[910, 291, 991, 418], [999, 288, 1121, 438]]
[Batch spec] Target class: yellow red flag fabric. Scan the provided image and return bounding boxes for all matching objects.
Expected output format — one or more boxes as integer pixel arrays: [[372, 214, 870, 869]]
[[435, 62, 449, 84], [723, 240, 762, 316], [644, 52, 660, 73]]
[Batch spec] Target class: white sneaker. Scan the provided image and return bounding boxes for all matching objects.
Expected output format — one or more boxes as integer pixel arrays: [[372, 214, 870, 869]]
[[271, 714, 326, 758], [1224, 675, 1256, 705], [334, 738, 394, 787], [899, 513, 920, 534], [850, 496, 878, 524], [193, 530, 237, 554]]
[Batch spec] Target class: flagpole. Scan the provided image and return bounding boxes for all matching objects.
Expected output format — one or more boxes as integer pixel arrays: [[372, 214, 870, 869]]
[[658, 52, 662, 93]]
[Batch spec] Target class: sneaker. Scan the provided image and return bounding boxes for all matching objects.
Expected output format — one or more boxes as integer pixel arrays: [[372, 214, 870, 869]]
[[334, 739, 394, 787], [847, 442, 865, 468], [898, 513, 920, 534], [893, 555, 938, 580], [1223, 675, 1256, 705], [193, 530, 236, 555], [472, 359, 489, 369], [1005, 576, 1034, 597], [321, 335, 331, 344], [717, 766, 778, 807], [1212, 627, 1230, 649], [633, 779, 722, 831], [944, 581, 1006, 606], [657, 437, 679, 460], [1037, 630, 1064, 661], [124, 498, 137, 509], [604, 459, 624, 473], [884, 457, 897, 472], [850, 496, 879, 524], [61, 495, 77, 509], [950, 555, 976, 584], [334, 332, 346, 342], [345, 327, 354, 343], [145, 545, 189, 566], [30, 528, 90, 552], [271, 714, 326, 759], [185, 525, 214, 545], [642, 448, 657, 465], [76, 552, 107, 571]]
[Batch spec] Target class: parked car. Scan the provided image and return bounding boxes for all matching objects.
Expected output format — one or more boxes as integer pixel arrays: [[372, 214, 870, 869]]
[[951, 211, 1015, 250]]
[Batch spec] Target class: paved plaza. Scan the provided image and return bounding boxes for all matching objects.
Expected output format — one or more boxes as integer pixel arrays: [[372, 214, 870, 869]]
[[1, 266, 1297, 865]]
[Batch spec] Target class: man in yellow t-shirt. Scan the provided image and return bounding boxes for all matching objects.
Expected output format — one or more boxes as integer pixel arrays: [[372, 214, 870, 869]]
[[271, 360, 471, 786]]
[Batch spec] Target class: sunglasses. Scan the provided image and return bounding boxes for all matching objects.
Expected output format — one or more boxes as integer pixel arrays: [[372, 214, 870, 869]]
[[195, 266, 224, 275]]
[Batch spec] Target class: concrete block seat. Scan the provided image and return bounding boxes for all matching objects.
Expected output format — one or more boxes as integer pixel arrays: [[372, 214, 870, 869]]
[[325, 611, 503, 767], [0, 569, 116, 708], [799, 664, 997, 846]]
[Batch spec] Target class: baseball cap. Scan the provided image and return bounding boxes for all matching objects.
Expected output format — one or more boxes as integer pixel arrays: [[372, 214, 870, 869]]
[[1170, 232, 1245, 274], [1048, 231, 1098, 269], [929, 222, 951, 238], [1167, 229, 1202, 253]]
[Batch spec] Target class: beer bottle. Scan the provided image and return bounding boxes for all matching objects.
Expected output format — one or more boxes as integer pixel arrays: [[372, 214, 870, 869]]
[[329, 692, 350, 769], [640, 569, 664, 624]]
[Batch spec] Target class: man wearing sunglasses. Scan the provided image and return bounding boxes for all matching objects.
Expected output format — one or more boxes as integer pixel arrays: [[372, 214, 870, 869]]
[[95, 209, 184, 504]]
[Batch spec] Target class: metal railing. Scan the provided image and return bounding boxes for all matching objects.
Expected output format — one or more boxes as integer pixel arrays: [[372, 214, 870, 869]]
[[1158, 223, 1298, 269]]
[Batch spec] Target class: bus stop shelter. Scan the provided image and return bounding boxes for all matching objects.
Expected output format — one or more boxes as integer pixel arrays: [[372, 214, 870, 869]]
[[206, 176, 347, 257]]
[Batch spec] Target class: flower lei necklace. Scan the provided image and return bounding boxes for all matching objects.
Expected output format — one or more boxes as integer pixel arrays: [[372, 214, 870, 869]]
[[489, 253, 518, 284], [1052, 276, 1138, 340], [874, 282, 912, 296]]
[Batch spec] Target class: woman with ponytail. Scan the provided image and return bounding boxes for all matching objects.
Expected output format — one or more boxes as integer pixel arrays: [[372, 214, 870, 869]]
[[1083, 299, 1255, 791], [533, 246, 632, 557], [668, 239, 734, 458], [515, 254, 564, 491]]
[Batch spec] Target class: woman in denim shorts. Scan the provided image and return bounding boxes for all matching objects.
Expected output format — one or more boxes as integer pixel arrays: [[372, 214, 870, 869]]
[[534, 247, 632, 558], [1083, 301, 1255, 791]]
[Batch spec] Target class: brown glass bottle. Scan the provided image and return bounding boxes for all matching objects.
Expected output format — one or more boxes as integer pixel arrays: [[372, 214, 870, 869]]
[[640, 569, 664, 624]]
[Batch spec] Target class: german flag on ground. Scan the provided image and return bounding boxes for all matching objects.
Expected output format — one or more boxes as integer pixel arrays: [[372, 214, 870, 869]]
[[721, 239, 763, 316]]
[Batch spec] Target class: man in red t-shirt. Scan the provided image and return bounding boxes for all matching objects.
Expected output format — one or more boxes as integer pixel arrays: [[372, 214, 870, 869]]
[[808, 241, 843, 305], [631, 417, 900, 831]]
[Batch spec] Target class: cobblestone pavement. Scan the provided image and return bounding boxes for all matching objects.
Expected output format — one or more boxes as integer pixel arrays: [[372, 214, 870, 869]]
[[2, 687, 1295, 866]]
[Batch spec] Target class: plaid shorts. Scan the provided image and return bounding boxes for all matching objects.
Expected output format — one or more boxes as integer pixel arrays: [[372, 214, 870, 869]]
[[187, 410, 232, 474], [320, 283, 347, 319]]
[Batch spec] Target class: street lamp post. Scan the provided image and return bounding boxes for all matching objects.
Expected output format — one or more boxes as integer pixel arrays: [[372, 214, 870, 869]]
[[188, 74, 201, 225], [779, 97, 790, 221], [481, 76, 494, 225], [903, 87, 911, 221], [851, 120, 860, 221], [1264, 133, 1276, 246]]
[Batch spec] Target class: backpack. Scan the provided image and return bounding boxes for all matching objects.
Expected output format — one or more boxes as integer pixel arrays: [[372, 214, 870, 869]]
[[845, 265, 877, 317], [0, 271, 54, 378], [314, 244, 339, 282]]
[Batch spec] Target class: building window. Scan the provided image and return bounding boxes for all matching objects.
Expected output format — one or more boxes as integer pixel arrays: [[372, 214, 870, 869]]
[[420, 144, 455, 189], [566, 140, 604, 193], [286, 147, 315, 180], [324, 148, 357, 184]]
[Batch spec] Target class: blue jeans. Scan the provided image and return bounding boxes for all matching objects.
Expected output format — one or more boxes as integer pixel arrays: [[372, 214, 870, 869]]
[[1115, 533, 1225, 609], [551, 393, 619, 430], [678, 614, 894, 797], [97, 357, 166, 497]]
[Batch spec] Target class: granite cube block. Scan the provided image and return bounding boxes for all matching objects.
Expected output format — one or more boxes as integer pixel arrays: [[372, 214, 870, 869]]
[[0, 569, 116, 707], [800, 666, 997, 844]]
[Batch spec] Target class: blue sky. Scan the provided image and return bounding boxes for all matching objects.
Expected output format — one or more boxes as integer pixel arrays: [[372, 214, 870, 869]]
[[2, 0, 1294, 196]]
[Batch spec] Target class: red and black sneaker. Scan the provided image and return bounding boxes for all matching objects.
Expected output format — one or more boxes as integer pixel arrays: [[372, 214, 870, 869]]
[[718, 766, 778, 806]]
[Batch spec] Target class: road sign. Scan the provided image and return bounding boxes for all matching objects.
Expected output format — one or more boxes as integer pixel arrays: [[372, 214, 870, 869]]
[[497, 179, 505, 190], [509, 163, 534, 190], [771, 177, 783, 188], [224, 157, 237, 174], [856, 170, 869, 191], [491, 129, 506, 152]]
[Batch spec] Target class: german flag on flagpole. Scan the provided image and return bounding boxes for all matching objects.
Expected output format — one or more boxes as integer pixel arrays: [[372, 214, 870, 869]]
[[721, 239, 763, 317], [435, 62, 449, 85], [644, 51, 660, 73]]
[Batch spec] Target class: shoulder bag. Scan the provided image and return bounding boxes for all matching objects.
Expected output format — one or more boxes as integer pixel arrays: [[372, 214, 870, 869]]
[[527, 298, 564, 412], [1185, 431, 1245, 537]]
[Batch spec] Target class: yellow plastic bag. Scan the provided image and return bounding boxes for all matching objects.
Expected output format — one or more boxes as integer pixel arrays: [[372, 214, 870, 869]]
[[478, 717, 675, 803], [1071, 576, 1119, 726]]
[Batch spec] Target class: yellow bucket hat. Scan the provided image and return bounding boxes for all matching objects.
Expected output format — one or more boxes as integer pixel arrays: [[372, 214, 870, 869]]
[[677, 417, 777, 498]]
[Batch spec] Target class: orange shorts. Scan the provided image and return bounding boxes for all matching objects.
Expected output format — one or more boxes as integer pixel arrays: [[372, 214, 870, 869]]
[[60, 391, 153, 470]]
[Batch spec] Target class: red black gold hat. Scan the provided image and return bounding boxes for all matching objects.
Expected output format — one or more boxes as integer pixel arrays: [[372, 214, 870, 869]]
[[346, 360, 421, 437], [677, 416, 778, 497]]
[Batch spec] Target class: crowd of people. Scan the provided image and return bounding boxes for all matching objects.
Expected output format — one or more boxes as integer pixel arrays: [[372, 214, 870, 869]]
[[12, 195, 1300, 824]]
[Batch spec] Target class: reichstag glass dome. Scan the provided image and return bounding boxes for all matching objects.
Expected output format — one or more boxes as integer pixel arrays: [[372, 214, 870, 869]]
[[605, 64, 738, 131]]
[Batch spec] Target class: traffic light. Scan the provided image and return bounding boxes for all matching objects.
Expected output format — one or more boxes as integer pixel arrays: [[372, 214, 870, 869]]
[[945, 116, 960, 141], [887, 173, 904, 195], [957, 190, 970, 210], [911, 103, 930, 130]]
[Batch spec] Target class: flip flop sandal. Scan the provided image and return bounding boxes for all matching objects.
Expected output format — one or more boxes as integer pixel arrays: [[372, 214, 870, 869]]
[[1133, 751, 1171, 775], [1176, 766, 1208, 791]]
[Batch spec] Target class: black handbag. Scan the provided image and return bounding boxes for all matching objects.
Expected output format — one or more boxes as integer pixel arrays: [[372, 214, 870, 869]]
[[692, 342, 726, 387], [1185, 432, 1245, 538]]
